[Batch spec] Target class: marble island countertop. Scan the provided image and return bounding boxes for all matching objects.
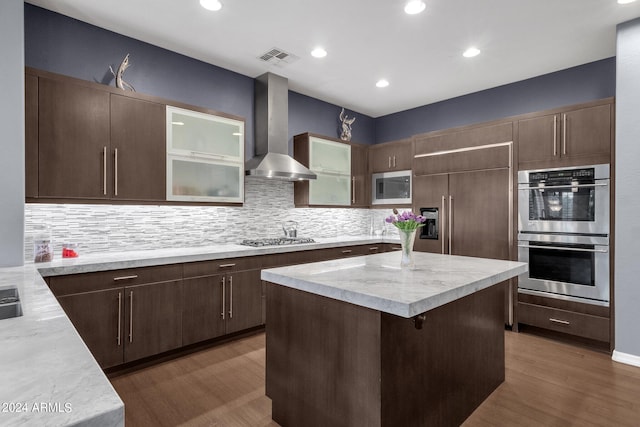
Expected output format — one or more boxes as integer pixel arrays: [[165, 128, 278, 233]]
[[0, 235, 398, 427], [262, 251, 528, 318]]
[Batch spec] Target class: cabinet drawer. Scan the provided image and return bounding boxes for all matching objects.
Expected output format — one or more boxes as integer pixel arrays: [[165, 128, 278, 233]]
[[518, 302, 610, 342], [48, 264, 183, 296], [183, 257, 250, 277]]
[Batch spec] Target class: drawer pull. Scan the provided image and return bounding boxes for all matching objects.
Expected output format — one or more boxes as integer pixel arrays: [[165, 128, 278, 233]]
[[113, 275, 138, 281], [391, 247, 403, 251], [549, 318, 570, 325], [369, 247, 379, 251], [219, 263, 236, 268], [342, 250, 352, 254]]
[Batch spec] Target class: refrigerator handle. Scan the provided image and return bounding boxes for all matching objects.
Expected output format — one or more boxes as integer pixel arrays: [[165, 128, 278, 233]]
[[448, 195, 453, 255], [441, 195, 446, 254]]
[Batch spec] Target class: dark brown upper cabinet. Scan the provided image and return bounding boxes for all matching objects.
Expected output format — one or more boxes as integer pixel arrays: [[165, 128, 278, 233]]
[[37, 75, 111, 200], [368, 138, 412, 173], [350, 142, 369, 207], [110, 95, 166, 201], [517, 99, 613, 169]]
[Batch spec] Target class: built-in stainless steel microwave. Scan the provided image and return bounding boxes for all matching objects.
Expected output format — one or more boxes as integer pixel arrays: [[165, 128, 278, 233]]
[[371, 170, 412, 205]]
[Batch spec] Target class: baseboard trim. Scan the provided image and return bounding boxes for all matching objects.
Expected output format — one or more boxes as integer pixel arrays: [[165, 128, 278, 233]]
[[612, 350, 640, 368]]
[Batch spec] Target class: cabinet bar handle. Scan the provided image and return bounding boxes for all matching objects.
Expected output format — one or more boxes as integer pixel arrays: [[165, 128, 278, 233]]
[[114, 148, 119, 196], [391, 247, 402, 251], [229, 276, 233, 319], [221, 276, 226, 320], [369, 247, 379, 251], [113, 275, 138, 281], [352, 177, 356, 203], [393, 155, 396, 168], [562, 113, 567, 155], [441, 195, 446, 254], [448, 195, 453, 255], [342, 249, 352, 254], [388, 156, 391, 169], [549, 318, 570, 325], [219, 263, 236, 268], [117, 292, 122, 346], [103, 146, 107, 195], [129, 291, 133, 343], [553, 115, 557, 157]]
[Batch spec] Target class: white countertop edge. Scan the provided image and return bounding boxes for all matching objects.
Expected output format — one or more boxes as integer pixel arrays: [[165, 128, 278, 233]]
[[34, 236, 399, 277], [262, 254, 528, 318]]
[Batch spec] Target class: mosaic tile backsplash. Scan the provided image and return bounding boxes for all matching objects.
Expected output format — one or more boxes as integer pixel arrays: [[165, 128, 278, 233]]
[[24, 178, 399, 261]]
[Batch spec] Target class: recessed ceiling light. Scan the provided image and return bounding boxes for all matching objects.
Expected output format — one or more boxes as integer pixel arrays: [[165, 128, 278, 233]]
[[618, 0, 636, 4], [463, 47, 481, 58], [200, 0, 222, 11], [404, 0, 426, 15], [376, 79, 390, 88], [311, 47, 327, 58]]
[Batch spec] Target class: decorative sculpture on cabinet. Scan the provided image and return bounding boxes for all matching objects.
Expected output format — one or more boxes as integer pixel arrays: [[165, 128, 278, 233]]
[[109, 53, 136, 92], [339, 107, 356, 141]]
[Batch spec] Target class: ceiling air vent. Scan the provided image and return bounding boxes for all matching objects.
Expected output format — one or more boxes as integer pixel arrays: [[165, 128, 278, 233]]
[[258, 47, 299, 67]]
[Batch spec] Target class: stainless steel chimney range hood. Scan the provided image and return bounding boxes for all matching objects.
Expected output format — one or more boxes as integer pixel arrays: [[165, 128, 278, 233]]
[[245, 72, 316, 181]]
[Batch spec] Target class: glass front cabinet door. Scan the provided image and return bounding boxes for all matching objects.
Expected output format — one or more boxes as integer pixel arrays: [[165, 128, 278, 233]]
[[308, 136, 352, 206], [166, 106, 244, 203]]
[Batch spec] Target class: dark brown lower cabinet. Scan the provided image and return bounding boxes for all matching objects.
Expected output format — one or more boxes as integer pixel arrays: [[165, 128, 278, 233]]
[[182, 275, 226, 346], [182, 269, 264, 345], [225, 269, 263, 334], [57, 288, 123, 369], [124, 280, 183, 363], [57, 279, 183, 368], [51, 244, 398, 370]]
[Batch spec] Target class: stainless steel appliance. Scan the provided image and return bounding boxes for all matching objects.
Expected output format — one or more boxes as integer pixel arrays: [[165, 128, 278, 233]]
[[517, 164, 609, 235], [517, 233, 609, 303], [517, 164, 610, 305], [371, 170, 412, 205]]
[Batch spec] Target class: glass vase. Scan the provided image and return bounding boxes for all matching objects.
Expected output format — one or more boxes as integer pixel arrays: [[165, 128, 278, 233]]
[[398, 228, 417, 269]]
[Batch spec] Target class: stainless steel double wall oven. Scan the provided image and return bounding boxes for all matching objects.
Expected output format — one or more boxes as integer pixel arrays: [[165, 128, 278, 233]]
[[517, 164, 610, 305]]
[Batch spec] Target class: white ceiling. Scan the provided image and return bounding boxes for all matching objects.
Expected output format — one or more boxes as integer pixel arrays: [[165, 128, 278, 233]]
[[25, 0, 640, 117]]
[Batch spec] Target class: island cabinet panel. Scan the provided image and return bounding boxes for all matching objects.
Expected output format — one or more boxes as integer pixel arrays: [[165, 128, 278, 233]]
[[369, 138, 412, 173], [110, 94, 166, 201], [37, 76, 111, 199], [266, 283, 382, 427], [380, 283, 505, 427], [265, 281, 506, 427], [517, 99, 613, 169]]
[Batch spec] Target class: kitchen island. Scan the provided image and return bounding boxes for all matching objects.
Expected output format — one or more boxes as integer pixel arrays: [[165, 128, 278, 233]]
[[262, 251, 528, 427]]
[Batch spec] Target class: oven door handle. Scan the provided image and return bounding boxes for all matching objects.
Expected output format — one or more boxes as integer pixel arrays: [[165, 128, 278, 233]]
[[518, 182, 608, 190], [517, 244, 608, 253]]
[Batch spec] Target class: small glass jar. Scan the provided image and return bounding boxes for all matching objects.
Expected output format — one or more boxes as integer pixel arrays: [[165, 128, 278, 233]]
[[62, 243, 80, 258], [33, 226, 53, 263]]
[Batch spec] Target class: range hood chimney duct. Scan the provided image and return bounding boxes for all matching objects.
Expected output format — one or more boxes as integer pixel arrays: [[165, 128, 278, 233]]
[[245, 72, 316, 181]]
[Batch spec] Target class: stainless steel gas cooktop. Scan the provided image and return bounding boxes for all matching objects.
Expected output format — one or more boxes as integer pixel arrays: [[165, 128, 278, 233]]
[[240, 237, 316, 247]]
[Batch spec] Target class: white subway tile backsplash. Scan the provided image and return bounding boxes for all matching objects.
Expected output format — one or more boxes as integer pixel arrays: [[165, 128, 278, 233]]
[[24, 178, 400, 261]]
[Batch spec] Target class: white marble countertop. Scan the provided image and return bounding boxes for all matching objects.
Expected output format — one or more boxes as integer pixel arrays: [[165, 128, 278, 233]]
[[35, 236, 400, 277], [262, 251, 528, 318], [0, 235, 396, 426]]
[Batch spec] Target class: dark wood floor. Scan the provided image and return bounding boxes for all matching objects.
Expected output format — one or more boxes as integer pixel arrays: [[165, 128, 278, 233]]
[[110, 331, 640, 426]]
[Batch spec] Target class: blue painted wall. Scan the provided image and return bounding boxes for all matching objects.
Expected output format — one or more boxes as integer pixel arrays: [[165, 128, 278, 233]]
[[24, 4, 376, 162], [375, 58, 616, 143], [25, 4, 615, 151]]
